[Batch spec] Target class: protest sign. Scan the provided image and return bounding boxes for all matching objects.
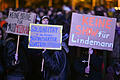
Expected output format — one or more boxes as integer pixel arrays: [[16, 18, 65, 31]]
[[28, 24, 62, 50], [69, 13, 116, 51], [5, 11, 36, 64], [6, 11, 36, 36]]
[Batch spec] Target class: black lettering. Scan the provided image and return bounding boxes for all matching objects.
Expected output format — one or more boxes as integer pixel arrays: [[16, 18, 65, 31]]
[[17, 19, 23, 24], [7, 23, 16, 32], [9, 12, 19, 19]]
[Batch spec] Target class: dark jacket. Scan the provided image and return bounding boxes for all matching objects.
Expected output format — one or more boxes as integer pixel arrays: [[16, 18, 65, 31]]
[[4, 36, 17, 70], [21, 36, 43, 80], [0, 40, 6, 80], [0, 40, 4, 73], [43, 33, 70, 80], [43, 49, 67, 80], [21, 36, 43, 54]]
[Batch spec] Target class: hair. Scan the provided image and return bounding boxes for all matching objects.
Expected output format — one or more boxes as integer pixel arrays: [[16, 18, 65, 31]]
[[40, 16, 49, 24]]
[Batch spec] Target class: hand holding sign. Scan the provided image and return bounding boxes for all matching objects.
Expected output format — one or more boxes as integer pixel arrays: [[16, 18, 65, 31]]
[[85, 48, 93, 74], [12, 53, 19, 66], [85, 66, 90, 74], [89, 48, 93, 55], [15, 53, 18, 64], [42, 49, 46, 54]]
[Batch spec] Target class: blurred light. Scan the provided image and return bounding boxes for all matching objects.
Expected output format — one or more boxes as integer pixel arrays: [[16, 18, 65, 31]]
[[115, 7, 118, 10], [1, 2, 8, 11], [106, 0, 112, 1], [49, 0, 52, 7], [114, 7, 120, 10], [92, 0, 96, 9], [16, 0, 19, 8], [80, 0, 84, 1], [119, 0, 120, 7]]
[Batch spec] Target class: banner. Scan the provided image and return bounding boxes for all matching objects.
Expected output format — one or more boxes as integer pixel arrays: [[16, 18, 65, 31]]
[[69, 13, 116, 51], [6, 11, 36, 36], [28, 24, 62, 50]]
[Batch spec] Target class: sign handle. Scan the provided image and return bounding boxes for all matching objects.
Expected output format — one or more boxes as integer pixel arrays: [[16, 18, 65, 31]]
[[41, 58, 44, 72], [85, 48, 93, 74], [88, 52, 91, 68], [15, 35, 20, 64], [41, 49, 46, 72], [88, 48, 93, 67]]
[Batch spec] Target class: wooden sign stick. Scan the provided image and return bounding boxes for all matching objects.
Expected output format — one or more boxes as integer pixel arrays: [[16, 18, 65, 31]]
[[85, 48, 93, 74], [15, 35, 20, 64], [41, 49, 46, 72], [88, 51, 91, 68]]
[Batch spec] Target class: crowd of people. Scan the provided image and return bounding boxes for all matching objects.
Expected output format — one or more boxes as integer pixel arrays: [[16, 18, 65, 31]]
[[0, 5, 120, 80]]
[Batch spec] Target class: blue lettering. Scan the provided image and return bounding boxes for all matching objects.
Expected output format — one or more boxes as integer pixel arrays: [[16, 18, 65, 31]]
[[31, 26, 38, 32]]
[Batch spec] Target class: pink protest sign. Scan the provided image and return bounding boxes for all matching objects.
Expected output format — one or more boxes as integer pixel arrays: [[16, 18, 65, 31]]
[[69, 13, 116, 51], [6, 11, 36, 36]]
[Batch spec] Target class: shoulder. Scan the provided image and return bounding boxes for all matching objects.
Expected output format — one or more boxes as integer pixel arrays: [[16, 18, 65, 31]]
[[4, 37, 16, 47]]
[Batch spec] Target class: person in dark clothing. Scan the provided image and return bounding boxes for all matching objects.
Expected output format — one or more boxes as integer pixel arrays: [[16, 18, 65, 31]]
[[21, 36, 43, 80], [86, 50, 103, 80], [70, 48, 103, 80], [94, 6, 104, 16], [113, 63, 120, 80], [40, 15, 70, 80], [43, 48, 68, 80], [105, 65, 114, 80], [3, 34, 17, 71], [21, 15, 44, 80], [0, 27, 6, 80]]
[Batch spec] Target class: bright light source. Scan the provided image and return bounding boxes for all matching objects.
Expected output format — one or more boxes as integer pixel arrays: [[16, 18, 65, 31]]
[[80, 0, 84, 2], [115, 7, 118, 10], [119, 7, 120, 10]]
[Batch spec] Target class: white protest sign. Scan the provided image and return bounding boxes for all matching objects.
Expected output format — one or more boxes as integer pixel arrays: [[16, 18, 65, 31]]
[[6, 11, 36, 36]]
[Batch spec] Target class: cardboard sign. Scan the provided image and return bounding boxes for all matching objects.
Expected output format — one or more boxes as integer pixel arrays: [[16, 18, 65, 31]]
[[69, 13, 116, 51], [6, 11, 36, 36], [28, 24, 62, 50]]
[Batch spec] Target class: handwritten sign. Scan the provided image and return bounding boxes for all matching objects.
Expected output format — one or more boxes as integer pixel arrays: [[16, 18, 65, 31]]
[[69, 13, 116, 51], [28, 24, 62, 50], [6, 11, 36, 36]]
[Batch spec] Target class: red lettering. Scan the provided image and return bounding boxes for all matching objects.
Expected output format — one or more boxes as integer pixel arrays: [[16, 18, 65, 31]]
[[82, 16, 88, 25], [82, 27, 90, 35], [89, 17, 95, 26], [24, 26, 28, 34], [105, 19, 112, 29], [75, 25, 98, 36], [75, 25, 81, 35], [98, 18, 105, 27], [15, 25, 28, 34], [95, 18, 98, 27], [23, 26, 26, 34], [19, 25, 23, 33], [25, 26, 29, 34], [91, 29, 98, 36], [16, 25, 19, 33]]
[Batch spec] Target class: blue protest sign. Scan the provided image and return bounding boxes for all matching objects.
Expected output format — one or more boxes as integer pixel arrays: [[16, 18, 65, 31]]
[[28, 24, 62, 50]]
